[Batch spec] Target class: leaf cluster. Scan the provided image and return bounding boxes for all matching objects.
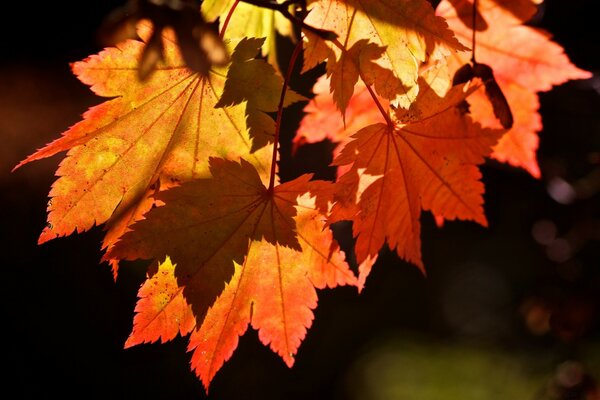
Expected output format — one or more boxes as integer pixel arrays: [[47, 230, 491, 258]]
[[14, 0, 590, 392]]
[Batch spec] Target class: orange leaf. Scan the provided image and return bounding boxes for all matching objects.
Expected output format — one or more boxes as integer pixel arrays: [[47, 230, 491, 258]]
[[125, 256, 195, 348], [332, 82, 503, 278], [437, 0, 591, 177], [109, 158, 356, 388], [188, 191, 356, 390], [303, 0, 467, 109], [14, 26, 292, 253]]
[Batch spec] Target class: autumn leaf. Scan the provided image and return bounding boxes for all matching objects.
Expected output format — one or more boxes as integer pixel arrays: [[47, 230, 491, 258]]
[[302, 0, 467, 109], [125, 256, 195, 348], [12, 25, 303, 264], [331, 82, 503, 281], [437, 0, 591, 177], [188, 193, 356, 390], [109, 157, 356, 388], [202, 0, 294, 69]]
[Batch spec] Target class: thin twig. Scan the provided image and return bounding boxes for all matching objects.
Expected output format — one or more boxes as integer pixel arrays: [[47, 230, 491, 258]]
[[220, 0, 240, 38], [269, 40, 303, 191]]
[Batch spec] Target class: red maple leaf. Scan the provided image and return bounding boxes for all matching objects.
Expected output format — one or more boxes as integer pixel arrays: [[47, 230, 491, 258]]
[[331, 82, 503, 283], [109, 158, 356, 388]]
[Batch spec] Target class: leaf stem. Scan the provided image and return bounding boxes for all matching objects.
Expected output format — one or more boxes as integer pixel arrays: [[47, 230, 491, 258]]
[[238, 0, 337, 40], [220, 0, 240, 38], [363, 79, 393, 126], [269, 40, 303, 191]]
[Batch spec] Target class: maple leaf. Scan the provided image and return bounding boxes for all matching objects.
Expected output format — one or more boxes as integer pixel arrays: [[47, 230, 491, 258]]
[[437, 0, 591, 177], [302, 0, 467, 110], [202, 0, 294, 69], [188, 193, 356, 390], [125, 256, 196, 347], [331, 81, 503, 281], [13, 25, 305, 268], [109, 158, 356, 388]]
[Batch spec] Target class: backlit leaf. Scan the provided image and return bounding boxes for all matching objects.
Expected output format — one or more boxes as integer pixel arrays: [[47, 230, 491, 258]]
[[189, 192, 356, 389], [332, 82, 503, 279], [303, 0, 467, 109], [14, 26, 299, 261], [125, 256, 195, 348], [437, 0, 591, 177], [109, 158, 356, 388]]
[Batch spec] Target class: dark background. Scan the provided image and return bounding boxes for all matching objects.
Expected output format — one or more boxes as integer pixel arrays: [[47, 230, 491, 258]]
[[1, 1, 599, 399]]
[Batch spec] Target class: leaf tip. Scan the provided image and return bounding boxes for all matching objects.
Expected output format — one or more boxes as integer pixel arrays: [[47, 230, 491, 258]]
[[108, 259, 120, 281], [123, 336, 137, 349], [12, 152, 39, 172], [529, 166, 542, 180], [477, 214, 489, 228], [201, 378, 212, 395], [11, 161, 24, 173], [416, 263, 427, 278], [38, 228, 57, 245], [283, 352, 296, 368]]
